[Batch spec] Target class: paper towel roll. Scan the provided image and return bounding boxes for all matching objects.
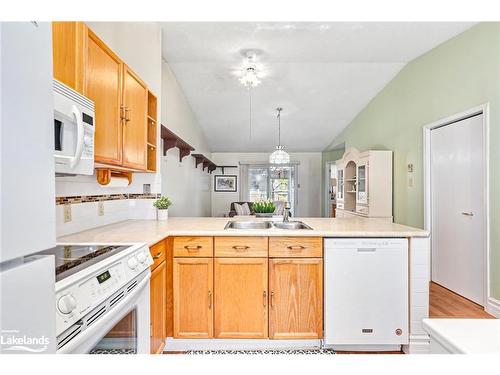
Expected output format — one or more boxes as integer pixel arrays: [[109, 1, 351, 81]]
[[103, 176, 130, 188]]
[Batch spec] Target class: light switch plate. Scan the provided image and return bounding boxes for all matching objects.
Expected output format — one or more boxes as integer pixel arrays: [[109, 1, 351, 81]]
[[63, 204, 72, 223], [98, 202, 104, 216]]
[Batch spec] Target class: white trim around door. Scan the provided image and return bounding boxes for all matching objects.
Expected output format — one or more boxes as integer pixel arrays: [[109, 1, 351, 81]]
[[423, 103, 492, 314]]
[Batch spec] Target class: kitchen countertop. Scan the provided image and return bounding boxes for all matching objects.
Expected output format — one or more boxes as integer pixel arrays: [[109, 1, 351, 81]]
[[58, 216, 429, 247], [423, 318, 500, 354]]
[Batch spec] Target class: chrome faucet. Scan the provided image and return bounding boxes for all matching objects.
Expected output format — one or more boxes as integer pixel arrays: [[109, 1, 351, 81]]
[[283, 203, 290, 223]]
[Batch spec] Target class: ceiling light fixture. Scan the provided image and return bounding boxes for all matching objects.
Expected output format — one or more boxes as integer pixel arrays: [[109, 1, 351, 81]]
[[239, 52, 262, 88], [269, 107, 290, 164]]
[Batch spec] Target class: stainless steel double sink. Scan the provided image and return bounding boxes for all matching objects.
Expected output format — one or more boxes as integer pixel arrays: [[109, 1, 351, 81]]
[[224, 220, 313, 230]]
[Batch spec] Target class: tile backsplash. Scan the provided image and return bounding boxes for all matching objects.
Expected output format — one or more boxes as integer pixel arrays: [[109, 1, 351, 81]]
[[56, 193, 160, 205], [55, 171, 162, 237]]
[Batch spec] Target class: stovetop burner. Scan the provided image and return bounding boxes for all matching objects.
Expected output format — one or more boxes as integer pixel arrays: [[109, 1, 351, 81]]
[[37, 244, 129, 281]]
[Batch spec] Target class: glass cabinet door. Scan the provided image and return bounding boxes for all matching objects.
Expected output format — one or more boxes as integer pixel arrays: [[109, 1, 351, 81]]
[[357, 165, 367, 203], [337, 169, 344, 200]]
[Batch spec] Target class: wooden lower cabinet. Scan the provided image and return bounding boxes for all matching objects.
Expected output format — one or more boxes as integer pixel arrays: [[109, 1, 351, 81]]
[[173, 258, 213, 338], [150, 260, 166, 354], [169, 237, 324, 342], [214, 258, 268, 338], [269, 258, 323, 339]]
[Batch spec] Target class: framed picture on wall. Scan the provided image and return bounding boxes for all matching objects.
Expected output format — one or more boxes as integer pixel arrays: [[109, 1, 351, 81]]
[[214, 175, 237, 192]]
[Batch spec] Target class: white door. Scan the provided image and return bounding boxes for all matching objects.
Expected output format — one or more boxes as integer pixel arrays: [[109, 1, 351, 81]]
[[431, 114, 485, 305]]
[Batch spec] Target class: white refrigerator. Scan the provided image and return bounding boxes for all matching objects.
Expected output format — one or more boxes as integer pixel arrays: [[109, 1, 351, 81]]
[[0, 22, 57, 354]]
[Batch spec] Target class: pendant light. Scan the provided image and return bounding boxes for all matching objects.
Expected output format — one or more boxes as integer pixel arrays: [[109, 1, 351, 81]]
[[269, 107, 290, 164]]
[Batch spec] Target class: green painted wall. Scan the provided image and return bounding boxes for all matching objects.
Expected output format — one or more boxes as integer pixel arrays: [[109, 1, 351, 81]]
[[321, 148, 345, 216], [323, 23, 500, 300]]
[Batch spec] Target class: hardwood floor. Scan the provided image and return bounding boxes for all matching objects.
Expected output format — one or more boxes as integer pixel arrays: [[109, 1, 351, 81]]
[[429, 281, 495, 319]]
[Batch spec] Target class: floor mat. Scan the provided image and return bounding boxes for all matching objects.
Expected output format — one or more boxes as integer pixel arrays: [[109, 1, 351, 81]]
[[90, 348, 136, 354], [184, 348, 335, 355]]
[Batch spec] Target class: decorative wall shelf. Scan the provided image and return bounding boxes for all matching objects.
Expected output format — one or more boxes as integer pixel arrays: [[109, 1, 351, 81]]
[[160, 125, 195, 162], [192, 154, 217, 173]]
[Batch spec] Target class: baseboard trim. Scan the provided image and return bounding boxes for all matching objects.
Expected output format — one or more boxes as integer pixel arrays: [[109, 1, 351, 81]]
[[163, 338, 321, 351], [402, 334, 430, 354], [486, 297, 500, 318]]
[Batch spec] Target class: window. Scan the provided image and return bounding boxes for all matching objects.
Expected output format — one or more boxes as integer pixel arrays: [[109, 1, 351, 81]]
[[245, 164, 298, 214]]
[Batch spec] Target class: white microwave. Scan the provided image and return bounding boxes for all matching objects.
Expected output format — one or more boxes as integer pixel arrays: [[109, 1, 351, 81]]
[[54, 79, 95, 175]]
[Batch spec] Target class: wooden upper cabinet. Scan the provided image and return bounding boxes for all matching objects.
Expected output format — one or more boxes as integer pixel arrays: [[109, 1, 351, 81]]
[[122, 65, 148, 170], [85, 30, 124, 166], [150, 261, 166, 354], [214, 258, 268, 339], [173, 258, 213, 338], [269, 258, 323, 339], [52, 22, 86, 93], [52, 22, 153, 172]]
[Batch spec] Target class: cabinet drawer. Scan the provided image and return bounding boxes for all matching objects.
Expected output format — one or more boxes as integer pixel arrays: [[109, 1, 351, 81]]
[[214, 237, 268, 257], [269, 237, 323, 258], [149, 240, 166, 270], [337, 203, 344, 210], [173, 237, 213, 257]]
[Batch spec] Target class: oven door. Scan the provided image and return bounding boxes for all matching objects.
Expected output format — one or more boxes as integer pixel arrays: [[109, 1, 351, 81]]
[[57, 269, 150, 354]]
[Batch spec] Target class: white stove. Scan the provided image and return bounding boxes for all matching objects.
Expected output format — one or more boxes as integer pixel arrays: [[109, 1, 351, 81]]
[[37, 243, 153, 354]]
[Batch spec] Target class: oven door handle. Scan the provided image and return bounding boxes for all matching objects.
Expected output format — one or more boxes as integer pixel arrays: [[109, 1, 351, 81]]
[[69, 105, 85, 169]]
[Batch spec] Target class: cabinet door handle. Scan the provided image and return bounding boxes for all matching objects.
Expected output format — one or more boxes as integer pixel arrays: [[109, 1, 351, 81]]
[[232, 245, 250, 251], [270, 291, 275, 308], [357, 247, 376, 252], [286, 245, 305, 251], [153, 251, 163, 259], [124, 107, 131, 122], [263, 291, 267, 307], [461, 211, 474, 217], [184, 245, 202, 252], [208, 291, 212, 309]]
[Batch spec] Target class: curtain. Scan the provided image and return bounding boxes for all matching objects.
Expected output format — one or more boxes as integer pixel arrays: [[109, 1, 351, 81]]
[[239, 163, 249, 201]]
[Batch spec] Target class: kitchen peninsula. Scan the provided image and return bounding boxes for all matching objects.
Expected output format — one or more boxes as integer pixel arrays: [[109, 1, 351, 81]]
[[59, 216, 430, 354]]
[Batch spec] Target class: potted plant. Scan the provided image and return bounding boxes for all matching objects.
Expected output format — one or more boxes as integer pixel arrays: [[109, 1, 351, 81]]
[[252, 199, 276, 218], [153, 196, 172, 221]]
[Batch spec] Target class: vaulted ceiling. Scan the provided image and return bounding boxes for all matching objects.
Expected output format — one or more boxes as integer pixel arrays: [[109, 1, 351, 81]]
[[160, 22, 474, 152]]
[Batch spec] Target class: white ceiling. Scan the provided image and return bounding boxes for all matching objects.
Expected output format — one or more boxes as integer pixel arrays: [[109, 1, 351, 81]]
[[160, 22, 474, 152]]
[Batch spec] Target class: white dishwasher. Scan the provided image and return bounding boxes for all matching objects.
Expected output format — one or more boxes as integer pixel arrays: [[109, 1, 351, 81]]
[[324, 238, 408, 347]]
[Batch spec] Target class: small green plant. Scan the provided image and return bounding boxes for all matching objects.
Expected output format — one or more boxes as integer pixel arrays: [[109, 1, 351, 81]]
[[252, 199, 275, 214], [153, 196, 172, 210]]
